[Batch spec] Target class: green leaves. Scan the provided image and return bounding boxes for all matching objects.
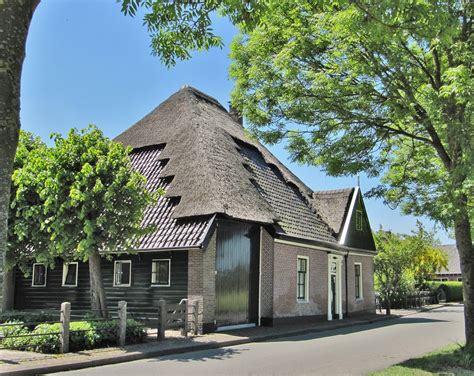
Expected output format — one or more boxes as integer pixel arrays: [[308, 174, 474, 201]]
[[118, 0, 266, 67], [9, 126, 156, 269], [228, 0, 473, 233], [374, 223, 448, 299]]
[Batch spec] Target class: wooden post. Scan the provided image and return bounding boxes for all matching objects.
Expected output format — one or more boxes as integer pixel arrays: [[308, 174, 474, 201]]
[[117, 300, 127, 347], [182, 301, 189, 337], [158, 299, 166, 341], [195, 300, 202, 335], [60, 302, 71, 354]]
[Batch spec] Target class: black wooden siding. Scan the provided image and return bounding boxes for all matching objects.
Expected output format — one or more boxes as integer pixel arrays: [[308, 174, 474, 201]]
[[344, 195, 376, 251], [14, 251, 188, 315]]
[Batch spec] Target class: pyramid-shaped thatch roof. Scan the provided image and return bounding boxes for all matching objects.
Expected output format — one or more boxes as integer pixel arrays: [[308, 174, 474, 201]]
[[116, 86, 359, 250]]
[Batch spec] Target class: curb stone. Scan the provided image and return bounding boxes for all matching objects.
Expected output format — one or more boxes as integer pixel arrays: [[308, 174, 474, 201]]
[[0, 305, 449, 376]]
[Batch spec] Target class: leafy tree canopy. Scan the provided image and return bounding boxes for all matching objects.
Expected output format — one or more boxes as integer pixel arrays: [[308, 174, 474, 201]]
[[374, 223, 448, 313], [228, 0, 472, 233], [10, 126, 155, 269]]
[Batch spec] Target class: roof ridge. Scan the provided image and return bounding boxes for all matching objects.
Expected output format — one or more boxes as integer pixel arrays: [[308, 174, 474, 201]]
[[180, 85, 227, 112]]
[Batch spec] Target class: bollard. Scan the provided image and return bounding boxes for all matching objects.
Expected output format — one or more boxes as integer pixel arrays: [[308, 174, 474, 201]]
[[117, 300, 127, 347], [158, 299, 166, 340], [60, 302, 71, 354]]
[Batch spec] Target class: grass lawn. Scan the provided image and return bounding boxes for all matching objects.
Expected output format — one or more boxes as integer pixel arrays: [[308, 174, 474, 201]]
[[371, 344, 474, 375]]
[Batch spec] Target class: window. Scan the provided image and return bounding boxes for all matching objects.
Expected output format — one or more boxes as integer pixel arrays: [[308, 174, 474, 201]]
[[151, 259, 170, 286], [62, 262, 78, 287], [355, 263, 363, 299], [297, 256, 309, 302], [356, 210, 363, 231], [32, 263, 47, 287], [113, 260, 131, 287], [458, 277, 463, 282]]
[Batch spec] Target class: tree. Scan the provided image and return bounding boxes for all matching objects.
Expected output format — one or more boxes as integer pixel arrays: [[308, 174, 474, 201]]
[[4, 131, 47, 309], [227, 1, 473, 347], [374, 224, 448, 315], [11, 126, 154, 316], [0, 0, 41, 310]]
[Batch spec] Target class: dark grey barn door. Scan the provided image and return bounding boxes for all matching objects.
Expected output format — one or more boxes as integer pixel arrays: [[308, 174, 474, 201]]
[[215, 221, 259, 327]]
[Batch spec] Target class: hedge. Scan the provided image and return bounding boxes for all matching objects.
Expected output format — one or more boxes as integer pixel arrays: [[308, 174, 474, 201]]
[[428, 281, 463, 302], [1, 318, 146, 353]]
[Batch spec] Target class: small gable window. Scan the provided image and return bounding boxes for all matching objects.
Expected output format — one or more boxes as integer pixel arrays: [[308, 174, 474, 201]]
[[151, 259, 171, 286], [114, 260, 132, 287], [32, 263, 47, 287], [62, 262, 78, 287], [356, 210, 363, 231]]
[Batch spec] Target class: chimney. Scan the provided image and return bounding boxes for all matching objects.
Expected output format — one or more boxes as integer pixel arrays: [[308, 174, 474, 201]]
[[228, 102, 243, 126]]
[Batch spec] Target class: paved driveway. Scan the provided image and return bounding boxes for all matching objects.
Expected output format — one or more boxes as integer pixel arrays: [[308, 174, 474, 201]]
[[52, 304, 465, 376]]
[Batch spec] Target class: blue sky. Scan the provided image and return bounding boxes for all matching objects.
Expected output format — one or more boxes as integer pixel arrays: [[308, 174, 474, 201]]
[[20, 0, 451, 244]]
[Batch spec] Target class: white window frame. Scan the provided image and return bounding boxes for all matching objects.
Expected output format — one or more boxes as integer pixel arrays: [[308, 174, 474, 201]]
[[32, 263, 47, 287], [356, 210, 363, 231], [113, 260, 132, 287], [355, 262, 363, 300], [151, 259, 171, 287], [62, 262, 78, 287], [296, 256, 309, 303]]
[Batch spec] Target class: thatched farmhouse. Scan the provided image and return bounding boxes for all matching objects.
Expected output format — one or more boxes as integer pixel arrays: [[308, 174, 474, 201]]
[[14, 87, 376, 331]]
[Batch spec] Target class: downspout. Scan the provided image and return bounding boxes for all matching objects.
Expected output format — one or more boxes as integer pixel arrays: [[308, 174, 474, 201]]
[[345, 251, 349, 318]]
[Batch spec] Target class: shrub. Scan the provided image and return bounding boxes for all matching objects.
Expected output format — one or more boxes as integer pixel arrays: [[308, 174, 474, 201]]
[[0, 321, 31, 351], [0, 311, 56, 329], [126, 319, 146, 344], [428, 281, 463, 302], [29, 323, 62, 353], [69, 321, 97, 351], [0, 318, 147, 353]]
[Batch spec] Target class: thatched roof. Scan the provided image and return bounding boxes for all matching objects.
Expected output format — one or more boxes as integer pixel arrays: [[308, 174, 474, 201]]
[[311, 188, 355, 237], [116, 86, 359, 248]]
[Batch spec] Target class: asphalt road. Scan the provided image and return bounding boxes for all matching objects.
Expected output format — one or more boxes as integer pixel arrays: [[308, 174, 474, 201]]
[[52, 304, 465, 376]]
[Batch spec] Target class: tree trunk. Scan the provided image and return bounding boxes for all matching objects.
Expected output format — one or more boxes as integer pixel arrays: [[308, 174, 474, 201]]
[[0, 0, 40, 312], [385, 297, 391, 316], [455, 207, 474, 350], [88, 252, 108, 318]]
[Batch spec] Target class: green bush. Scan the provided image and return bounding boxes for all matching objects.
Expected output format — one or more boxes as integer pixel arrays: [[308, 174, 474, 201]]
[[0, 318, 147, 353], [30, 323, 61, 353], [0, 311, 56, 328], [0, 321, 31, 351], [126, 319, 146, 344], [428, 281, 463, 302]]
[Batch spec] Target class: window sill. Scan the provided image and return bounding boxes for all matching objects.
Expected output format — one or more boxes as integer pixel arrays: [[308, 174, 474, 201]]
[[113, 284, 131, 288], [151, 284, 170, 288], [297, 299, 310, 304], [62, 285, 78, 288], [355, 298, 364, 302]]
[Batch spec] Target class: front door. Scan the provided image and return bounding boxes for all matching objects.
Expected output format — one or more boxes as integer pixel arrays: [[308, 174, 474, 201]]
[[215, 221, 259, 327], [328, 255, 342, 320], [331, 274, 336, 317]]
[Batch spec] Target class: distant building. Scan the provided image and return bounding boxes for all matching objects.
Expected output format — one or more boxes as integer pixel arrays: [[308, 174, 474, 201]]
[[434, 244, 462, 282]]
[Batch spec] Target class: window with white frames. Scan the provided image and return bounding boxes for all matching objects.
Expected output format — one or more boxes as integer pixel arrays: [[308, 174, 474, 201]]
[[62, 262, 78, 287], [32, 263, 47, 287], [356, 210, 363, 231], [297, 256, 309, 302], [113, 260, 132, 287], [355, 263, 363, 299], [151, 259, 170, 286]]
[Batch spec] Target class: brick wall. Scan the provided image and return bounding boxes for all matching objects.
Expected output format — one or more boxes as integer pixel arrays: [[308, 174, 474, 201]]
[[346, 255, 375, 314], [260, 227, 274, 320], [187, 229, 216, 328], [273, 242, 328, 318]]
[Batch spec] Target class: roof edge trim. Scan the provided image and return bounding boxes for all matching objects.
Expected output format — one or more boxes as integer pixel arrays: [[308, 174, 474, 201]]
[[339, 187, 358, 245]]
